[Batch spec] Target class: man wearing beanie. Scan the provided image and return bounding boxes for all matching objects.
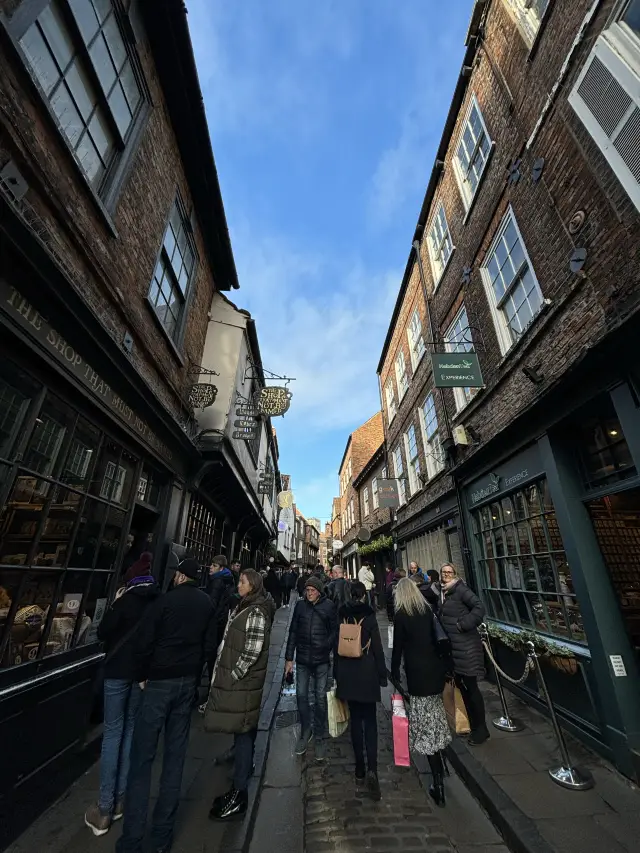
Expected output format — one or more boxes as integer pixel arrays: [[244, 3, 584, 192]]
[[116, 558, 217, 853], [285, 575, 337, 762]]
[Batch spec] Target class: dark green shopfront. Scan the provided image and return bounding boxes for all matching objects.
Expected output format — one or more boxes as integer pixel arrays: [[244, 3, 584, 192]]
[[457, 342, 640, 783]]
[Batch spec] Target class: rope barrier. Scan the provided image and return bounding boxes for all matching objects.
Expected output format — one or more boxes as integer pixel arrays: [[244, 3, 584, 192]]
[[481, 639, 534, 686]]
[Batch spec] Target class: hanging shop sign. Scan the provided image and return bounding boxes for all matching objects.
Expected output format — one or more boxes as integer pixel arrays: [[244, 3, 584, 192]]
[[378, 479, 400, 508], [236, 402, 258, 418], [254, 386, 292, 417], [258, 483, 273, 495], [188, 383, 218, 410], [278, 490, 294, 509], [233, 426, 259, 441], [0, 285, 173, 462], [234, 418, 257, 429], [332, 539, 344, 551], [431, 352, 484, 388]]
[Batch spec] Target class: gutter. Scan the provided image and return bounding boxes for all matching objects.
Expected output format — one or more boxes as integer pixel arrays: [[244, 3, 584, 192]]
[[376, 0, 488, 375]]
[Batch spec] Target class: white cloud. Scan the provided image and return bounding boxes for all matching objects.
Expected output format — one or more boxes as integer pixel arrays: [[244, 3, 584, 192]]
[[233, 224, 399, 432]]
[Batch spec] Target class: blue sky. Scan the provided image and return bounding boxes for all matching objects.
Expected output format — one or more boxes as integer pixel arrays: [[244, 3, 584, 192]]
[[187, 0, 474, 525]]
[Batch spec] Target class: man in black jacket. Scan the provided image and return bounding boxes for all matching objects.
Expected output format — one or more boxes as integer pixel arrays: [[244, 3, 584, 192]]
[[116, 558, 217, 853], [326, 565, 350, 607], [284, 576, 337, 762]]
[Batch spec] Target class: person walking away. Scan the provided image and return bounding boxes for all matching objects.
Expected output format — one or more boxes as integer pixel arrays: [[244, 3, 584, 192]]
[[385, 568, 406, 623], [205, 570, 274, 821], [327, 564, 350, 607], [334, 582, 387, 800], [264, 564, 282, 609], [115, 558, 217, 853], [283, 566, 297, 607], [408, 561, 426, 582], [296, 570, 308, 598], [384, 564, 394, 589], [85, 554, 159, 837], [438, 563, 489, 746], [391, 578, 451, 807], [358, 562, 375, 608], [285, 576, 337, 762]]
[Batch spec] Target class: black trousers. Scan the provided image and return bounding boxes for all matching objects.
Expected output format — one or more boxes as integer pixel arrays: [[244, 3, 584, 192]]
[[348, 700, 378, 773], [455, 674, 488, 736]]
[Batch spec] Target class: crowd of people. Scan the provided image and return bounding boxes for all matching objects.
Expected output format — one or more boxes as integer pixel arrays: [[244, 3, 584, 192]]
[[84, 552, 487, 850]]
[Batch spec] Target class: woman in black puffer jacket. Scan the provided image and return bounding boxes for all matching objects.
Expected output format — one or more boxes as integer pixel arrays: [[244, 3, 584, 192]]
[[439, 564, 489, 745]]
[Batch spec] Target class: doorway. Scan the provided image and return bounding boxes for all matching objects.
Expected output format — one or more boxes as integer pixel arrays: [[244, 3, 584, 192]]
[[587, 488, 640, 666]]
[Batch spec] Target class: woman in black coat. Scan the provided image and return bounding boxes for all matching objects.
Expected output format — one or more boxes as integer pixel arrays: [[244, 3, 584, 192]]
[[334, 582, 387, 800], [439, 564, 489, 745], [392, 578, 451, 806]]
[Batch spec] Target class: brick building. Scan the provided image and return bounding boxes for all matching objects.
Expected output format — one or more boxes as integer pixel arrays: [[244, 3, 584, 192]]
[[352, 442, 394, 594], [377, 0, 640, 782], [0, 0, 279, 818], [337, 412, 384, 577]]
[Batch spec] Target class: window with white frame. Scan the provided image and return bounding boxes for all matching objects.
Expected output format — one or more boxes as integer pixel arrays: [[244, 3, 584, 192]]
[[404, 424, 421, 496], [407, 308, 426, 370], [445, 305, 479, 411], [149, 199, 197, 342], [427, 202, 454, 285], [392, 445, 407, 506], [395, 350, 409, 399], [372, 476, 379, 509], [100, 460, 126, 503], [480, 209, 543, 354], [385, 381, 397, 421], [502, 0, 550, 47], [419, 393, 446, 480], [568, 6, 640, 214], [363, 487, 370, 517], [454, 96, 492, 211], [17, 0, 145, 194], [349, 499, 354, 529]]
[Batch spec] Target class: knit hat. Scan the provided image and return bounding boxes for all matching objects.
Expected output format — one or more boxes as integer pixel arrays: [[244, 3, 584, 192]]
[[304, 576, 323, 594], [125, 552, 153, 584], [178, 557, 201, 580]]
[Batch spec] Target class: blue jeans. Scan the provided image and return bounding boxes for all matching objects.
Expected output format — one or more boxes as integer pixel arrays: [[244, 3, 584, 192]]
[[296, 663, 329, 740], [99, 680, 142, 814], [233, 729, 257, 791], [116, 676, 195, 853]]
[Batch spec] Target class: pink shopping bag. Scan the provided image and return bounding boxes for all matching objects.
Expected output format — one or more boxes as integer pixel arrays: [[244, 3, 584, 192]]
[[392, 693, 410, 767]]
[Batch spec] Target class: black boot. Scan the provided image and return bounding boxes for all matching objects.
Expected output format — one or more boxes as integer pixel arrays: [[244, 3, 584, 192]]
[[209, 788, 248, 821], [366, 770, 381, 801], [468, 725, 490, 746], [429, 771, 446, 807]]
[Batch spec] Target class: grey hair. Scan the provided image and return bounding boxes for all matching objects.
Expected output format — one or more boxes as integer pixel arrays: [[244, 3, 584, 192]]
[[332, 565, 344, 576], [394, 577, 427, 616]]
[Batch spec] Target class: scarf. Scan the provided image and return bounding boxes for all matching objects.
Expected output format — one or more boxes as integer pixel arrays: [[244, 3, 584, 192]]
[[126, 575, 156, 589], [442, 578, 460, 597]]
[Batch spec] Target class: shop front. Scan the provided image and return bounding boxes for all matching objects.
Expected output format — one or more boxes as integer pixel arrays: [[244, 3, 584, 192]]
[[396, 493, 462, 579], [0, 242, 198, 807], [460, 390, 640, 782]]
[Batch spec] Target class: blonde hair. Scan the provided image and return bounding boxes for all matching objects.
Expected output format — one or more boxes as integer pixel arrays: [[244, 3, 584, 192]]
[[441, 563, 458, 577], [394, 577, 427, 616]]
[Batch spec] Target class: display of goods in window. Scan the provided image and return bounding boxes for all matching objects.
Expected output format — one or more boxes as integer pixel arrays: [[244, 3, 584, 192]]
[[254, 386, 292, 417]]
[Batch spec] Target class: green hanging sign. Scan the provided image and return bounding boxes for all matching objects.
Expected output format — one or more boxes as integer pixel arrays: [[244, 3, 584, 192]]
[[431, 352, 484, 388]]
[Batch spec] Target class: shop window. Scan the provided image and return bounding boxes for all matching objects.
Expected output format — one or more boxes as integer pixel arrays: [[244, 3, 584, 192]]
[[472, 479, 586, 642], [427, 202, 454, 287], [184, 497, 219, 570], [445, 305, 478, 411], [0, 377, 29, 459], [15, 0, 145, 197], [481, 209, 544, 354], [148, 197, 197, 343], [454, 95, 493, 211], [576, 396, 636, 490]]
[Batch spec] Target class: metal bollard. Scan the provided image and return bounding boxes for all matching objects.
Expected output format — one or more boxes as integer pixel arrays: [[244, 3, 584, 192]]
[[526, 642, 594, 791], [480, 623, 523, 733]]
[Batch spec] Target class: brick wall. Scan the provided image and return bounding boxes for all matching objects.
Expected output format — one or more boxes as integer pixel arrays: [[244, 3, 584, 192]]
[[379, 0, 640, 504], [0, 0, 219, 423], [338, 413, 384, 547]]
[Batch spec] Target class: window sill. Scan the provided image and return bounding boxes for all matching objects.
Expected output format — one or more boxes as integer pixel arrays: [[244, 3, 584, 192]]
[[461, 142, 496, 226], [144, 297, 187, 366], [432, 247, 456, 293]]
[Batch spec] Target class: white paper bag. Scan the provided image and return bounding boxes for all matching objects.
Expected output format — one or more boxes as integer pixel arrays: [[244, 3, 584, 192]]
[[388, 625, 394, 648]]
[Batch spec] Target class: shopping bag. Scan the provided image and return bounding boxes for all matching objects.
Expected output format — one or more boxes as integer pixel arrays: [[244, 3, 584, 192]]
[[387, 625, 394, 648], [442, 680, 471, 734], [391, 693, 410, 766], [327, 687, 349, 738]]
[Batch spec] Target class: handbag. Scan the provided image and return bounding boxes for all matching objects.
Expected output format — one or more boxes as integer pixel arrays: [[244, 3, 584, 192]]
[[391, 693, 410, 766], [442, 679, 471, 734], [327, 686, 349, 737], [431, 608, 452, 659], [338, 618, 371, 659]]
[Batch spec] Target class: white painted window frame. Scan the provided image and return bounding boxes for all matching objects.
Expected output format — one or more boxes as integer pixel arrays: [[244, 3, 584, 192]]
[[385, 380, 397, 422], [427, 201, 455, 288], [445, 304, 478, 413], [453, 94, 493, 212], [403, 424, 421, 496], [418, 393, 446, 481], [395, 350, 409, 400], [392, 445, 407, 506], [407, 307, 426, 371]]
